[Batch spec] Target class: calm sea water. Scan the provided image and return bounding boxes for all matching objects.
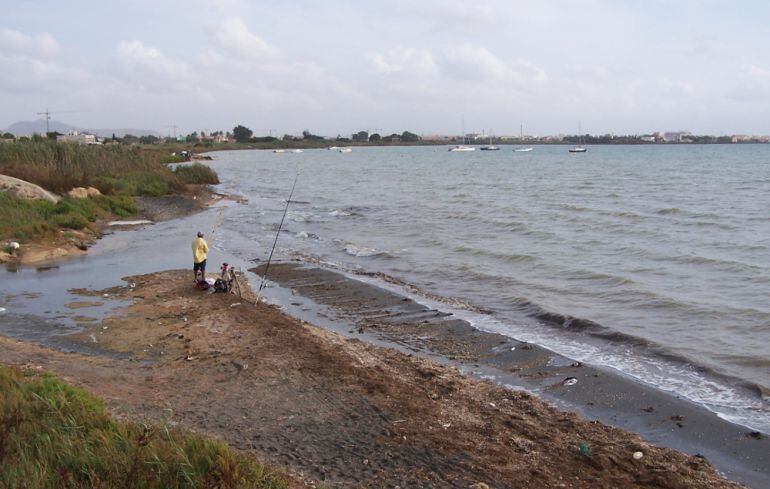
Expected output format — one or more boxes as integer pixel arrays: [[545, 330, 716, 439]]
[[208, 145, 770, 432]]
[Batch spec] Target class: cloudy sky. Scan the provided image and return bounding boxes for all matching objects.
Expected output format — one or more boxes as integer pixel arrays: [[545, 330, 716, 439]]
[[2, 0, 769, 137]]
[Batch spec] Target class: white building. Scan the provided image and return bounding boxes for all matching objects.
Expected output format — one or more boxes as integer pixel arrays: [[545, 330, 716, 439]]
[[57, 132, 99, 144]]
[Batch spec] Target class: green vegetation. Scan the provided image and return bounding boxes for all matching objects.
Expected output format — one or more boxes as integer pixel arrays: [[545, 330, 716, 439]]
[[173, 163, 220, 185], [0, 193, 136, 241], [0, 140, 187, 195], [0, 140, 220, 242], [0, 365, 289, 489]]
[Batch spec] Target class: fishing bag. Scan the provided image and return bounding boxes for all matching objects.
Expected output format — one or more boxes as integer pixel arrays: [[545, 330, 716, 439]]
[[213, 278, 229, 293]]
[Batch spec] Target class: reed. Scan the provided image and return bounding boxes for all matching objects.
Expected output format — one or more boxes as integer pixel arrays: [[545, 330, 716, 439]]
[[0, 141, 189, 195]]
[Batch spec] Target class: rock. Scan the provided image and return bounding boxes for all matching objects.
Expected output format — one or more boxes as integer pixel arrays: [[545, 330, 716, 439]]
[[0, 174, 60, 202], [67, 187, 101, 198], [68, 187, 90, 198]]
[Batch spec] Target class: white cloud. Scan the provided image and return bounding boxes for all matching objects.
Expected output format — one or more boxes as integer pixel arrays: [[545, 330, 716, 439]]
[[0, 28, 60, 58], [441, 44, 545, 86], [117, 40, 191, 82], [392, 1, 498, 32], [209, 18, 279, 62], [368, 48, 438, 77]]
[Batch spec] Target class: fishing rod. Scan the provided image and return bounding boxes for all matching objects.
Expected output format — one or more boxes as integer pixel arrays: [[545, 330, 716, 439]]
[[255, 171, 300, 305]]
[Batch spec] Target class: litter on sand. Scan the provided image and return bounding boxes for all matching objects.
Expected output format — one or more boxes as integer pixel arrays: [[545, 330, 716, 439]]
[[633, 451, 644, 460], [563, 377, 578, 386]]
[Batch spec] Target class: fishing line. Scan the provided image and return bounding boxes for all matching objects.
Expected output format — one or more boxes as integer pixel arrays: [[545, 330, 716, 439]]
[[255, 171, 300, 305], [210, 206, 226, 238]]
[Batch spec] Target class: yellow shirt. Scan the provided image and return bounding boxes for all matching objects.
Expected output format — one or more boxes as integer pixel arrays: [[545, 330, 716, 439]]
[[192, 237, 208, 263]]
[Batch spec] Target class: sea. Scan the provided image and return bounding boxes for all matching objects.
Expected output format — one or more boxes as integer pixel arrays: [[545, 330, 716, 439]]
[[204, 144, 769, 433]]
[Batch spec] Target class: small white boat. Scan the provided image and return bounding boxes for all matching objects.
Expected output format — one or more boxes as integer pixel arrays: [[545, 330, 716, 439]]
[[449, 116, 475, 152], [480, 133, 499, 150], [514, 124, 533, 152], [291, 149, 303, 153], [273, 149, 286, 153], [569, 122, 588, 153], [327, 146, 339, 150], [338, 147, 352, 153]]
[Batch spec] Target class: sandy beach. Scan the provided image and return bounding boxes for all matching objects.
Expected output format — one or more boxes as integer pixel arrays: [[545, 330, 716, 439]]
[[0, 262, 763, 487]]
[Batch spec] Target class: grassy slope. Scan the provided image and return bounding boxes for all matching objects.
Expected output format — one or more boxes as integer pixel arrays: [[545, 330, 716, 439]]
[[0, 142, 218, 242], [0, 365, 289, 489]]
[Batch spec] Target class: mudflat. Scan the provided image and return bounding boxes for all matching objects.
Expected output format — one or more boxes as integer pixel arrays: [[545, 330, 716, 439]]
[[0, 269, 743, 488]]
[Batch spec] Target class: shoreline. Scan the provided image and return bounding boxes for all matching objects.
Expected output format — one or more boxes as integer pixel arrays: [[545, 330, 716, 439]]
[[0, 268, 748, 487], [1, 176, 766, 486], [1, 184, 222, 268], [254, 262, 769, 487]]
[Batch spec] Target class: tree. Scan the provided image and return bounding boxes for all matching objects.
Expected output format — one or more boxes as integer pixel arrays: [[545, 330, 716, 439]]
[[139, 135, 160, 144], [369, 133, 381, 142], [352, 130, 368, 142], [302, 130, 324, 140], [185, 131, 199, 143], [1, 132, 14, 140], [233, 125, 253, 143], [401, 131, 420, 142]]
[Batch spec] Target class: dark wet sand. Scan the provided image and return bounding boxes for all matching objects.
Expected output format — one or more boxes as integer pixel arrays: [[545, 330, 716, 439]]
[[254, 262, 769, 488]]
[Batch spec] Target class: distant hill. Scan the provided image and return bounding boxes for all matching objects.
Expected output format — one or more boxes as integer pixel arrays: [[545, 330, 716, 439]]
[[4, 119, 161, 138]]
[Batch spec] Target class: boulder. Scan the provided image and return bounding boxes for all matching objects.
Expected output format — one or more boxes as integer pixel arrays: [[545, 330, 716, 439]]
[[0, 174, 60, 203], [67, 186, 103, 198], [68, 187, 89, 198]]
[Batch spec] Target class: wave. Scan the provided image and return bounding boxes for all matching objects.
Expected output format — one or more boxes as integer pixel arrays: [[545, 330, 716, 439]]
[[343, 243, 390, 258], [452, 245, 536, 264], [507, 296, 770, 402], [656, 207, 681, 215]]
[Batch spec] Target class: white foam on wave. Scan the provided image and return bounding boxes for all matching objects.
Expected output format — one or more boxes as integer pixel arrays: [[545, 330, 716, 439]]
[[347, 270, 770, 434], [329, 209, 352, 217], [287, 210, 313, 223], [344, 244, 384, 257]]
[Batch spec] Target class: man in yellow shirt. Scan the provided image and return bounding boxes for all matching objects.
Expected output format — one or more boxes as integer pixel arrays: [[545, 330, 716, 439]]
[[191, 231, 209, 281]]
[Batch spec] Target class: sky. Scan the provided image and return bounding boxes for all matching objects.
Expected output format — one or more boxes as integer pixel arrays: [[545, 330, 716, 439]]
[[2, 0, 770, 137]]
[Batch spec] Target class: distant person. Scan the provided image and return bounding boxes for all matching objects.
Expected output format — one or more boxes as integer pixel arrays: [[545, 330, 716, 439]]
[[192, 231, 209, 282]]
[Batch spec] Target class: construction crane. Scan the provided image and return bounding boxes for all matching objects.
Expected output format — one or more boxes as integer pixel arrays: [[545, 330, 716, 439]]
[[35, 108, 89, 134]]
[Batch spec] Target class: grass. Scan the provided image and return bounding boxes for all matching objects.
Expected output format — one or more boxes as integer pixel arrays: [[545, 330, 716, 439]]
[[0, 365, 290, 489], [0, 192, 137, 241], [0, 140, 219, 242]]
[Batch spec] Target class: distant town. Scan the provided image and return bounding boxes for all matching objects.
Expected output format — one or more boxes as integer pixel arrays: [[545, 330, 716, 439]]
[[1, 120, 769, 147]]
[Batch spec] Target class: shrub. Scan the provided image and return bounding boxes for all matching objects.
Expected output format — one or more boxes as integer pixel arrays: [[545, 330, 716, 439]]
[[173, 163, 220, 184], [51, 212, 89, 230]]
